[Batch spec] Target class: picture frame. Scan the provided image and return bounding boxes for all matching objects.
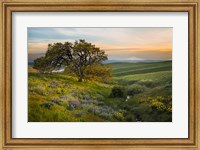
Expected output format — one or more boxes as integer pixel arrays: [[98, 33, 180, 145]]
[[0, 0, 199, 149]]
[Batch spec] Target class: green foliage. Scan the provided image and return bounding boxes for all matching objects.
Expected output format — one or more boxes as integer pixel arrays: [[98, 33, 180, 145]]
[[115, 70, 172, 86], [125, 114, 136, 122], [113, 112, 124, 121], [151, 100, 166, 111], [84, 64, 113, 83], [29, 61, 172, 122], [33, 57, 50, 73], [110, 85, 125, 98], [137, 79, 156, 87], [33, 40, 108, 82], [127, 84, 146, 96], [148, 96, 172, 113], [28, 72, 120, 122], [46, 42, 73, 68]]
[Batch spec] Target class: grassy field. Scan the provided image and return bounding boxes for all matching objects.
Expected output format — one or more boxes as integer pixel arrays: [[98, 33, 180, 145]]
[[112, 61, 172, 76], [28, 61, 172, 122]]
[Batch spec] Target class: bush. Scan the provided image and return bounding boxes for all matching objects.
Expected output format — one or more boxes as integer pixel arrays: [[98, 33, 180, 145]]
[[117, 79, 138, 85], [150, 100, 166, 112], [99, 112, 112, 119], [138, 79, 156, 88], [110, 86, 125, 98], [75, 110, 85, 117], [113, 112, 124, 121], [125, 114, 136, 122], [127, 84, 146, 96], [147, 96, 172, 113], [84, 64, 113, 84], [164, 83, 172, 89]]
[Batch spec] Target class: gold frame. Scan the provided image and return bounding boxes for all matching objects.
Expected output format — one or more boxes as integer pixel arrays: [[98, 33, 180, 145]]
[[0, 0, 199, 149]]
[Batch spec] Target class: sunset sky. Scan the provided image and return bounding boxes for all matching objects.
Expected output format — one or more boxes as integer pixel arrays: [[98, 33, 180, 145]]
[[28, 28, 172, 62]]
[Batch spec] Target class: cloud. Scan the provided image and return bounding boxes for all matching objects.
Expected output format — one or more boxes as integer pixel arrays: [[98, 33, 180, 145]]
[[28, 43, 48, 54], [28, 27, 172, 60]]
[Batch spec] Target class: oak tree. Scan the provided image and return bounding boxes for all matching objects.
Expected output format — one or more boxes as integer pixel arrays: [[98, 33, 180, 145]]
[[33, 40, 108, 82]]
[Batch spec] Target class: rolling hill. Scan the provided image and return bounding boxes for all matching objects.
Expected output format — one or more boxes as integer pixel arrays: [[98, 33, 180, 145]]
[[28, 61, 172, 122]]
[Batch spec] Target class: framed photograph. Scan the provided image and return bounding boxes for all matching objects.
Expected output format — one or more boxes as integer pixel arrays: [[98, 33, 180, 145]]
[[0, 0, 199, 149]]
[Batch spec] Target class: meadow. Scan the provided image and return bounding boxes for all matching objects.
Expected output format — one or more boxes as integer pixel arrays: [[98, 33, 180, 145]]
[[28, 61, 172, 122]]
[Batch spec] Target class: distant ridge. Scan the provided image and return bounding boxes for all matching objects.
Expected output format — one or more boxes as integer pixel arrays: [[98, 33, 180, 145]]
[[28, 60, 172, 66], [104, 60, 171, 64]]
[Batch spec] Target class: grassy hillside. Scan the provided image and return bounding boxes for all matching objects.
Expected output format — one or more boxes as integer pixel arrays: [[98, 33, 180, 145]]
[[28, 61, 172, 122], [28, 72, 116, 122], [114, 71, 172, 86], [111, 61, 172, 77]]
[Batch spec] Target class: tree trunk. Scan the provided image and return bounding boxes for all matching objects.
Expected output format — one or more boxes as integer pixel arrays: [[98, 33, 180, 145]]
[[78, 68, 83, 82]]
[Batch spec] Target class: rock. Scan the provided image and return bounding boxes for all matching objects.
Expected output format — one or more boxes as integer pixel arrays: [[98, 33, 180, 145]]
[[69, 99, 81, 108]]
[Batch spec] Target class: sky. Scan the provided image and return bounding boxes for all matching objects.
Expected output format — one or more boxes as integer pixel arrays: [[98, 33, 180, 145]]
[[28, 28, 172, 62]]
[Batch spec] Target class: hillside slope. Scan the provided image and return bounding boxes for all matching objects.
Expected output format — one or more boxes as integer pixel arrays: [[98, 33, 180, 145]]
[[111, 61, 172, 77], [28, 61, 172, 122]]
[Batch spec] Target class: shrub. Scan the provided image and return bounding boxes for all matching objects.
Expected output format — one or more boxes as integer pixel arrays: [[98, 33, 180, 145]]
[[50, 81, 60, 88], [164, 83, 172, 89], [110, 86, 125, 98], [51, 99, 62, 105], [147, 96, 172, 113], [113, 112, 124, 121], [125, 114, 136, 122], [138, 79, 156, 88], [84, 64, 113, 84], [117, 79, 138, 85], [41, 102, 53, 109], [127, 84, 146, 96], [32, 85, 47, 95], [99, 112, 112, 119], [88, 106, 101, 115], [75, 110, 85, 117], [151, 100, 166, 111]]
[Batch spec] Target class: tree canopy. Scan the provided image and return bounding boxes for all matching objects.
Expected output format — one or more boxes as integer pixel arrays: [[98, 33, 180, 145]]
[[33, 40, 109, 82]]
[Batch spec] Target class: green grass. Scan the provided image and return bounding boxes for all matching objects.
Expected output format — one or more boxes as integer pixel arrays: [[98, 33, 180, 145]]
[[111, 61, 172, 77], [28, 72, 115, 122], [114, 71, 172, 86], [28, 61, 172, 122]]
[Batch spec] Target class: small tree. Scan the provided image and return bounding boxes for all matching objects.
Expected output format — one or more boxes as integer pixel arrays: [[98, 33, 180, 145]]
[[33, 40, 108, 82]]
